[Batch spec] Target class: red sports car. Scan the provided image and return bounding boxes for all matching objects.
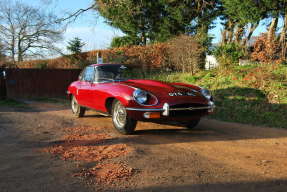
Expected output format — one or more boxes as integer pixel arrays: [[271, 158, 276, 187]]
[[67, 64, 215, 134]]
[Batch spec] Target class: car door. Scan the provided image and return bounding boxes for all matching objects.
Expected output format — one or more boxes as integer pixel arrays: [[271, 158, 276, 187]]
[[78, 66, 95, 107], [88, 67, 109, 111]]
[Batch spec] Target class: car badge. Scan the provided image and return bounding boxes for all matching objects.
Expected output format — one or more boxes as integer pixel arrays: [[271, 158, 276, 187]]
[[168, 92, 196, 96], [120, 65, 127, 70]]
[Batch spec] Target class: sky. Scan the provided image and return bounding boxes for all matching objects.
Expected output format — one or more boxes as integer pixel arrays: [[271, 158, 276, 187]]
[[23, 0, 271, 56], [25, 0, 124, 53]]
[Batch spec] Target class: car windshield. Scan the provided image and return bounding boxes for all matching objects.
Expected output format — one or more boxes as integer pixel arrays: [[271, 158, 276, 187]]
[[95, 65, 131, 82]]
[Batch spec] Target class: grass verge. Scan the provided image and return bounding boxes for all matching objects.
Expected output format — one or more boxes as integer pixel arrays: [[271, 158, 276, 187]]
[[0, 99, 27, 108], [148, 63, 287, 129], [33, 97, 69, 105]]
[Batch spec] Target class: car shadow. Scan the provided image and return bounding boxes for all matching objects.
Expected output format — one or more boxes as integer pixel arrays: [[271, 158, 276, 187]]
[[81, 114, 109, 118], [2, 86, 287, 148], [45, 86, 287, 146], [37, 117, 287, 147]]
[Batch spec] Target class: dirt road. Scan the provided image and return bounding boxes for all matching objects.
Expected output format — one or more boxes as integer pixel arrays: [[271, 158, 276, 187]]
[[0, 101, 287, 192]]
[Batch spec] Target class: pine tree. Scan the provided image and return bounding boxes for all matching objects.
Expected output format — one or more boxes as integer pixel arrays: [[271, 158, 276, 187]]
[[67, 37, 85, 54]]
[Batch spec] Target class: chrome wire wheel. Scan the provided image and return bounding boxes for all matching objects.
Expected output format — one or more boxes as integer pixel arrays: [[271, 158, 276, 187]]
[[113, 101, 127, 127], [71, 95, 85, 117], [71, 96, 78, 113], [112, 100, 137, 135]]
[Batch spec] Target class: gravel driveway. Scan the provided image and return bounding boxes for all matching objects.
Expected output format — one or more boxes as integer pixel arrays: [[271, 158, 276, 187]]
[[0, 101, 287, 192]]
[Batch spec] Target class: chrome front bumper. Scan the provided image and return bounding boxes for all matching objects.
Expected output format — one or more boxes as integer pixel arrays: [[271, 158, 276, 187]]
[[126, 102, 215, 116]]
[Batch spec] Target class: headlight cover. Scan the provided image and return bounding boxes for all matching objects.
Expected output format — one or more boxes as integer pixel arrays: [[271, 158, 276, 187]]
[[201, 88, 212, 100], [133, 89, 148, 104]]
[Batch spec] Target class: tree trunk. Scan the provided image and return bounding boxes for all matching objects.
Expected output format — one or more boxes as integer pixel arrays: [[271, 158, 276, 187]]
[[221, 29, 227, 44], [242, 22, 259, 47], [197, 25, 208, 70], [11, 35, 16, 64], [227, 20, 235, 43], [142, 31, 147, 46], [234, 25, 244, 44], [17, 37, 23, 62], [280, 14, 287, 60], [267, 16, 279, 43]]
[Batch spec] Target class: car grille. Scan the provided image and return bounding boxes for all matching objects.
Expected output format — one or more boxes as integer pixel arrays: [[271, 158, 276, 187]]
[[169, 103, 209, 117], [170, 103, 208, 109]]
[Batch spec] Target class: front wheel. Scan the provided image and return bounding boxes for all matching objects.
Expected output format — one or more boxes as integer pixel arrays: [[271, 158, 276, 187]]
[[186, 119, 200, 129], [71, 95, 86, 117], [112, 100, 137, 134]]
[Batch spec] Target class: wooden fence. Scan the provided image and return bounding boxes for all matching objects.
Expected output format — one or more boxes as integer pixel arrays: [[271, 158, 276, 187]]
[[4, 69, 81, 98]]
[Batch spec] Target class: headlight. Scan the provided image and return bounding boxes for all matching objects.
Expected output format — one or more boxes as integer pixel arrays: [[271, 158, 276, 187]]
[[133, 89, 148, 104], [201, 88, 212, 100]]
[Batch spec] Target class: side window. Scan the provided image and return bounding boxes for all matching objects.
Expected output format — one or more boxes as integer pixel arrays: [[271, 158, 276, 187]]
[[78, 69, 85, 81], [82, 66, 95, 82]]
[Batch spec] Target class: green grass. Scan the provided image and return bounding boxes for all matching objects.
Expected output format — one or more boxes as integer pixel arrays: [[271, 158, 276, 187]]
[[0, 99, 27, 108], [149, 64, 287, 129]]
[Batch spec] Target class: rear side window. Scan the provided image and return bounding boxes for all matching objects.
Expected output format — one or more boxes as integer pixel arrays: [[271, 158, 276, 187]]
[[82, 66, 95, 82]]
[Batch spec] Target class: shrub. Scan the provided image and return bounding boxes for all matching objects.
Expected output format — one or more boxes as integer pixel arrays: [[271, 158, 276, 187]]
[[213, 43, 244, 67], [167, 35, 205, 74], [18, 43, 170, 70], [36, 61, 48, 69], [18, 36, 205, 72], [251, 33, 281, 63]]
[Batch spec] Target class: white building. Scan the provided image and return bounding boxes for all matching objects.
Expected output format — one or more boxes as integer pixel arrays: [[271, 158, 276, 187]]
[[205, 55, 219, 70]]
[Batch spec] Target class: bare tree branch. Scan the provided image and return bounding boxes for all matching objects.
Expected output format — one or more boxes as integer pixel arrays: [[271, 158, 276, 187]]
[[56, 3, 97, 24], [0, 0, 64, 63]]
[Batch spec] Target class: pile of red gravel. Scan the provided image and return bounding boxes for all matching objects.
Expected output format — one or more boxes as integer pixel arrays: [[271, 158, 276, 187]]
[[74, 163, 134, 184], [41, 126, 135, 185], [43, 133, 130, 162]]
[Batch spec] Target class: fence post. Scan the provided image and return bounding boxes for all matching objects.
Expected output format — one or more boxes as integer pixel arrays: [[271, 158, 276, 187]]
[[0, 67, 7, 99]]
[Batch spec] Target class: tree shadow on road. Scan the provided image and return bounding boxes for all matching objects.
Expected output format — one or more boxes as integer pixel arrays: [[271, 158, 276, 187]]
[[210, 86, 287, 129], [121, 179, 287, 192]]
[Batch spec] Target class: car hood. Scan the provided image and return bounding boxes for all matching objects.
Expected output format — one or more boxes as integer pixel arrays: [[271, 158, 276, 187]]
[[119, 79, 207, 104]]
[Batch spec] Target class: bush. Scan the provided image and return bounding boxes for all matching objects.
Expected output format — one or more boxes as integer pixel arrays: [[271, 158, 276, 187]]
[[18, 35, 205, 72], [251, 33, 281, 63], [19, 43, 170, 70], [36, 61, 48, 69], [167, 35, 205, 74], [213, 43, 244, 67]]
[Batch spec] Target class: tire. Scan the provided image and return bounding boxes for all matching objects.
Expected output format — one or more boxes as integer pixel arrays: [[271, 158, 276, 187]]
[[112, 100, 137, 134], [71, 95, 86, 117], [186, 118, 200, 129]]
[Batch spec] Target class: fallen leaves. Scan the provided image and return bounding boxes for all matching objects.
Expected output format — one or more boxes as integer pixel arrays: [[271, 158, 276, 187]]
[[41, 126, 135, 185]]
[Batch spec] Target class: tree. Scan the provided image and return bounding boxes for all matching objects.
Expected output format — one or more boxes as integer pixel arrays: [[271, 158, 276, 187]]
[[221, 0, 287, 60], [0, 0, 63, 63], [95, 0, 220, 45], [66, 37, 85, 54], [220, 0, 265, 46], [0, 41, 5, 59], [66, 37, 85, 68], [110, 36, 135, 48], [168, 35, 205, 74]]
